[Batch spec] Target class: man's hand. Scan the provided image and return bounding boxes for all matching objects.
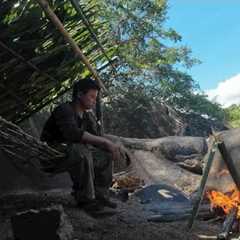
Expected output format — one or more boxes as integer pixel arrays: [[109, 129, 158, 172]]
[[104, 140, 121, 163], [81, 132, 121, 162]]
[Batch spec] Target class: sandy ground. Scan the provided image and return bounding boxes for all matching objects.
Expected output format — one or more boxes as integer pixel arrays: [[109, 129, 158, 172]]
[[0, 189, 226, 240]]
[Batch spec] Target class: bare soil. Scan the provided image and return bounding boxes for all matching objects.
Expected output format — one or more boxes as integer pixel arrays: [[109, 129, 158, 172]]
[[0, 190, 223, 240]]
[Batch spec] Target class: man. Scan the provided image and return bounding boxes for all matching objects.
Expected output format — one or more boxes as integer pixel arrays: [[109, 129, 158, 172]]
[[41, 77, 120, 215]]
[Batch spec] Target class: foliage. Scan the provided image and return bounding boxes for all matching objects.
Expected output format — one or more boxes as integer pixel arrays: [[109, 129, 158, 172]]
[[225, 104, 240, 128], [0, 0, 225, 131], [104, 83, 160, 137], [96, 0, 225, 122], [97, 0, 199, 72]]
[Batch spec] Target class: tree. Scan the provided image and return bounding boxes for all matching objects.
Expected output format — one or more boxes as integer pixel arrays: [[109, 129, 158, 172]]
[[225, 104, 240, 128], [94, 0, 224, 122]]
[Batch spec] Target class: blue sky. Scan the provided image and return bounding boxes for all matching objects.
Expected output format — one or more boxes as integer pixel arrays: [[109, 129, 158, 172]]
[[165, 0, 240, 106]]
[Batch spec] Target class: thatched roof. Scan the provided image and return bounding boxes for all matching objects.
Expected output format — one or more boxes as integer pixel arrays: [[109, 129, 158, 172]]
[[0, 0, 115, 123]]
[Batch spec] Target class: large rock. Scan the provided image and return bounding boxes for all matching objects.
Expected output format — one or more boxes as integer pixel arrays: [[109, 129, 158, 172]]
[[0, 149, 72, 196], [108, 135, 207, 194], [104, 102, 227, 138]]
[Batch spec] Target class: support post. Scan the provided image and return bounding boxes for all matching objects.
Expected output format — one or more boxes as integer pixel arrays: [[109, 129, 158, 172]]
[[187, 141, 218, 230], [35, 0, 107, 93], [69, 0, 117, 73]]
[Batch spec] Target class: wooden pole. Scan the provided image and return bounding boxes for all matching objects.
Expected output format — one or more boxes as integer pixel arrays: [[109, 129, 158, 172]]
[[187, 141, 218, 230], [69, 0, 117, 74], [35, 0, 107, 93], [0, 40, 57, 83], [96, 92, 104, 135]]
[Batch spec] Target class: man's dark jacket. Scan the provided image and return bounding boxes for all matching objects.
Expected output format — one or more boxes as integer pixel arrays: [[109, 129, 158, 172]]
[[41, 102, 97, 144]]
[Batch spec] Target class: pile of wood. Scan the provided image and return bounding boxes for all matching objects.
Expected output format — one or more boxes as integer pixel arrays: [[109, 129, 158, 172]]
[[0, 116, 63, 176]]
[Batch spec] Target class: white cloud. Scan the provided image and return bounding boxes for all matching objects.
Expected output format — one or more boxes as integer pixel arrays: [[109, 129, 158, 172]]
[[206, 74, 240, 108]]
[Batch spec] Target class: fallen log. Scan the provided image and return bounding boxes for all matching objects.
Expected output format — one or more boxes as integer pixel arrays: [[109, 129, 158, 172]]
[[218, 141, 240, 190]]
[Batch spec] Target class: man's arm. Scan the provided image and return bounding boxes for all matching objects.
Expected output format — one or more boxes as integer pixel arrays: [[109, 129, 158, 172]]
[[54, 104, 120, 161], [81, 132, 121, 162]]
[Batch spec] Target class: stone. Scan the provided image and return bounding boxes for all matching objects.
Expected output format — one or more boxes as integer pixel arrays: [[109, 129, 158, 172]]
[[11, 205, 73, 240]]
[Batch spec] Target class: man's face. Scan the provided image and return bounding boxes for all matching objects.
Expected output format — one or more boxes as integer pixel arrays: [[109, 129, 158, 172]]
[[79, 89, 98, 110]]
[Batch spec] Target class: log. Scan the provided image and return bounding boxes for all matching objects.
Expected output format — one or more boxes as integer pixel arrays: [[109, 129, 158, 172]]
[[217, 207, 238, 240], [218, 141, 240, 190]]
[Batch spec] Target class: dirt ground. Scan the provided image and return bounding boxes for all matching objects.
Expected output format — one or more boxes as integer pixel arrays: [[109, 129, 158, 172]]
[[0, 189, 225, 240]]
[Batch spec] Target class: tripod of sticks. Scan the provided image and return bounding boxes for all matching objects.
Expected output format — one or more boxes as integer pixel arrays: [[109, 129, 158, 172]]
[[188, 134, 240, 240]]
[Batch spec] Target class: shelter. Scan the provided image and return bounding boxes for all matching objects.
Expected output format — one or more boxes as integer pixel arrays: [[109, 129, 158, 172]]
[[0, 0, 115, 123], [0, 0, 116, 183]]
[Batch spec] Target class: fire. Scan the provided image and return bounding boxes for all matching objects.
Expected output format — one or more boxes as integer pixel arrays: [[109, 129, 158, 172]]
[[207, 189, 240, 217]]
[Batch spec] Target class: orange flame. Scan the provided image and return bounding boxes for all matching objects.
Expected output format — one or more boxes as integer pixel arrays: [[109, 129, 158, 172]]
[[207, 189, 240, 217]]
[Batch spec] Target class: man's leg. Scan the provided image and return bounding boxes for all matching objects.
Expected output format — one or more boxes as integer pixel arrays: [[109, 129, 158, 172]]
[[49, 143, 96, 202], [66, 144, 96, 202], [92, 148, 117, 208], [48, 144, 116, 216]]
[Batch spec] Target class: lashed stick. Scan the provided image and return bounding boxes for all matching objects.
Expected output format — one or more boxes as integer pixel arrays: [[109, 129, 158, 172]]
[[217, 207, 238, 240], [35, 0, 107, 92], [187, 140, 218, 230]]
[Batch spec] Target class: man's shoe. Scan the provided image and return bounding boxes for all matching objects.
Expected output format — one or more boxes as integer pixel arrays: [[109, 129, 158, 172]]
[[97, 197, 117, 209], [78, 199, 117, 218], [78, 199, 104, 212]]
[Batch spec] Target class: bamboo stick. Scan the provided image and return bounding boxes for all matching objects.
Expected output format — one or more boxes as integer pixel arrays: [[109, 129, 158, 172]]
[[187, 141, 218, 230], [69, 0, 117, 73], [35, 0, 107, 92], [0, 40, 57, 83]]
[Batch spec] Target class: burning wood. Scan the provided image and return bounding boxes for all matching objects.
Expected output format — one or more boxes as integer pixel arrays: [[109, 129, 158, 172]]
[[217, 207, 238, 240], [188, 136, 240, 239], [207, 189, 240, 216], [207, 190, 240, 239]]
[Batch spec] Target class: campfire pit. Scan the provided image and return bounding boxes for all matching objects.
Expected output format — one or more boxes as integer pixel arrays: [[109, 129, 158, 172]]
[[207, 189, 239, 239], [188, 135, 240, 239]]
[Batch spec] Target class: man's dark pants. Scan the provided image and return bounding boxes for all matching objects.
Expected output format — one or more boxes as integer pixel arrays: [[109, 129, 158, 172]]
[[49, 143, 113, 202]]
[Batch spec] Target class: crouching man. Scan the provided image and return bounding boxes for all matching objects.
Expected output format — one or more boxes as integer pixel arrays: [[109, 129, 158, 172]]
[[40, 77, 120, 216]]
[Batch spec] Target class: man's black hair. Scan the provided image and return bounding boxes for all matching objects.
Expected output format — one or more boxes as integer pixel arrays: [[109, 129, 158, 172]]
[[72, 77, 100, 101]]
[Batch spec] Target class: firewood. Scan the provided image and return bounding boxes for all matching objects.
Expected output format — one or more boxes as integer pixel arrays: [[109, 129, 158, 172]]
[[217, 207, 238, 240], [0, 116, 64, 176]]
